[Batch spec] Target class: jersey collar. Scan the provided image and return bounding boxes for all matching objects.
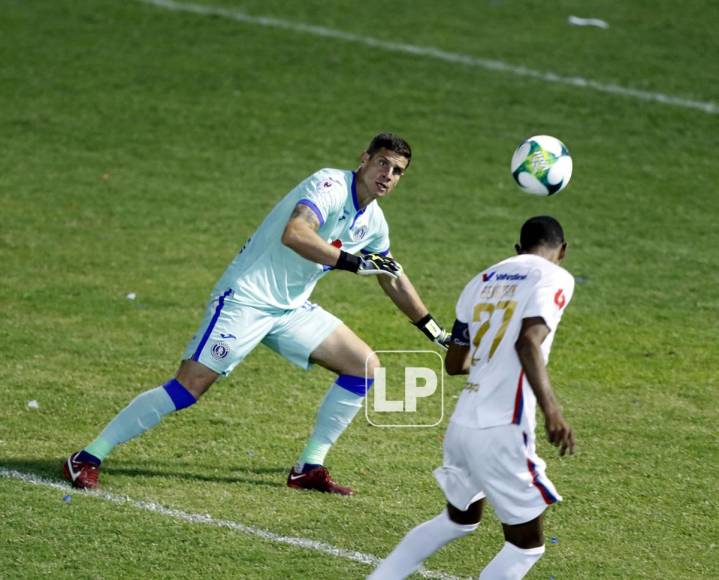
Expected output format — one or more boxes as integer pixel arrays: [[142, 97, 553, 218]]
[[350, 171, 367, 228], [351, 171, 360, 211]]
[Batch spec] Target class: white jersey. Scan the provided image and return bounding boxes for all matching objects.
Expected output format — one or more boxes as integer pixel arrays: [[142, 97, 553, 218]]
[[211, 169, 390, 311], [449, 254, 574, 433]]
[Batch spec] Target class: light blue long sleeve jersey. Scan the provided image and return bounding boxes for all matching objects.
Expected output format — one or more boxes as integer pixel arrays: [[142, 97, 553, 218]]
[[211, 169, 391, 312]]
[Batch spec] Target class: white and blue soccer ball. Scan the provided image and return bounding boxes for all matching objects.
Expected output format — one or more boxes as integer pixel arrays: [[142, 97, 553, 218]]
[[510, 135, 572, 196]]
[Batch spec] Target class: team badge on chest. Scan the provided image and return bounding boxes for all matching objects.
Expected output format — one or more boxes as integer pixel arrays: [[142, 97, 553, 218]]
[[351, 225, 368, 240]]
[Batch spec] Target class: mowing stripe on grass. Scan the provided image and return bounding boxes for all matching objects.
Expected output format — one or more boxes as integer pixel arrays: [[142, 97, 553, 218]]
[[139, 0, 717, 115], [0, 467, 461, 580]]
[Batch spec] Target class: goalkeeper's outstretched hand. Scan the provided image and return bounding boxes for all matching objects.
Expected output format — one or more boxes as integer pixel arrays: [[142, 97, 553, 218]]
[[335, 250, 403, 279]]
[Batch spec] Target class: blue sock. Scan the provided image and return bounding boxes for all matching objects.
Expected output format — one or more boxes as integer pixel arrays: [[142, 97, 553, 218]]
[[76, 450, 101, 466], [301, 463, 323, 473]]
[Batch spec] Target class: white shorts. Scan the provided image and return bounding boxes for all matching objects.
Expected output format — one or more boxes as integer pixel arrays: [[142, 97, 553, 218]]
[[182, 290, 343, 375], [433, 421, 562, 525]]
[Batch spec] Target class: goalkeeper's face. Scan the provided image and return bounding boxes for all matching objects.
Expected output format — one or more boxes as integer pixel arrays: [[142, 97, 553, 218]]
[[356, 148, 409, 201]]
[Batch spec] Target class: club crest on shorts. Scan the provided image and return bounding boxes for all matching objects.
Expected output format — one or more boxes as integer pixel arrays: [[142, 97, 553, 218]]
[[210, 341, 230, 360]]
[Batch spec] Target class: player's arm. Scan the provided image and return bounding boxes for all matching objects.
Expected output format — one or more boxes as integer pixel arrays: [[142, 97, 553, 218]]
[[444, 319, 471, 375], [281, 204, 341, 266], [281, 204, 401, 277], [377, 265, 450, 348], [515, 317, 575, 456]]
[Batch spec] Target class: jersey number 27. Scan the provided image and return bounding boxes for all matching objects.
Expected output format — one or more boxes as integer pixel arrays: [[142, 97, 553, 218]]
[[471, 300, 518, 364]]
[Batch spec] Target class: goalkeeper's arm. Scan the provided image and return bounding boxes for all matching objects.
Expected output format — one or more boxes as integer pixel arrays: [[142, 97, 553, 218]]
[[377, 269, 451, 349], [281, 204, 402, 279]]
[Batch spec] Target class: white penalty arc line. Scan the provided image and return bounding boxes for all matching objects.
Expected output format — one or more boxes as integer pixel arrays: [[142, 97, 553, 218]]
[[0, 467, 461, 580], [139, 0, 717, 115]]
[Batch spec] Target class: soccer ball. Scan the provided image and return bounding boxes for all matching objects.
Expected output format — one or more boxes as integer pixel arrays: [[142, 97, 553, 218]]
[[510, 135, 572, 196]]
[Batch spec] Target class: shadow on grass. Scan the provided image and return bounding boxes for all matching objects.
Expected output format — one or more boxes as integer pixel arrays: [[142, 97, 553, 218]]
[[0, 457, 288, 489]]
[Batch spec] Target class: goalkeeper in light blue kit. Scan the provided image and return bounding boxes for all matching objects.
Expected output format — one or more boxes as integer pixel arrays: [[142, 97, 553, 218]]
[[64, 133, 449, 495]]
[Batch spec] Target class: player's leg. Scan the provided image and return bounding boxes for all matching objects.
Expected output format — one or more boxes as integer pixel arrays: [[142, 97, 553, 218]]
[[292, 323, 379, 494], [478, 515, 545, 580], [297, 323, 379, 467], [64, 293, 269, 489], [65, 361, 218, 488], [370, 422, 483, 578], [477, 426, 558, 579], [368, 500, 483, 580], [262, 304, 373, 495], [87, 360, 218, 461]]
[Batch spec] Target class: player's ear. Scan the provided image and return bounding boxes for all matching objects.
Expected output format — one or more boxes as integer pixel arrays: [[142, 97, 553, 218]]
[[359, 152, 370, 167], [514, 243, 522, 255], [559, 242, 567, 261]]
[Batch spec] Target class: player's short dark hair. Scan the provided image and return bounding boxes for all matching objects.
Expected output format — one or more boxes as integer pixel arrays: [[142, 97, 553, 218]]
[[519, 215, 565, 249], [367, 133, 412, 164]]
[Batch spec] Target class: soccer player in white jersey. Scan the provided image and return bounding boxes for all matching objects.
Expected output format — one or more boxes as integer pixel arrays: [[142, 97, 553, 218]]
[[63, 133, 450, 495], [369, 216, 576, 579]]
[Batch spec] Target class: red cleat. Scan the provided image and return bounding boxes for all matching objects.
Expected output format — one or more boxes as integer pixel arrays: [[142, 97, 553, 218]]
[[287, 465, 354, 496], [63, 452, 100, 489]]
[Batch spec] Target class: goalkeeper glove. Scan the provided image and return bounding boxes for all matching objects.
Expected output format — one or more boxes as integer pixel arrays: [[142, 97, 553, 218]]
[[335, 251, 403, 279], [414, 313, 451, 350]]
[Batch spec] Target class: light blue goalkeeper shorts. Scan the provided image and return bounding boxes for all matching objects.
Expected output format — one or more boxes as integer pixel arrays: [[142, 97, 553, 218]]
[[181, 290, 343, 375]]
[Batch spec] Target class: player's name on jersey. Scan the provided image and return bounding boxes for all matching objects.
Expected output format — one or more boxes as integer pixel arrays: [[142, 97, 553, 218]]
[[480, 283, 519, 300]]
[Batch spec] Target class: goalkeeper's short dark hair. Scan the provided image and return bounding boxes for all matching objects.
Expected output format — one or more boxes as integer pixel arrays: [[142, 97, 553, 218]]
[[367, 133, 412, 165], [520, 216, 565, 250]]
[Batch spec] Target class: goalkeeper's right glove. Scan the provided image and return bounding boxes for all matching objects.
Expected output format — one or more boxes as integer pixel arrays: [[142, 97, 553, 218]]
[[335, 251, 403, 279], [414, 313, 451, 350]]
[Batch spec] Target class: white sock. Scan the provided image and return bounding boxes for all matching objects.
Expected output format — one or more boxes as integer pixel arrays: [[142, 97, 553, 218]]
[[368, 509, 478, 580], [297, 383, 364, 467], [479, 542, 545, 580]]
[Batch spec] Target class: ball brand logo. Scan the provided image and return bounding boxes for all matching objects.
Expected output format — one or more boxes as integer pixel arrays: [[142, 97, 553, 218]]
[[530, 149, 552, 173], [211, 342, 230, 360]]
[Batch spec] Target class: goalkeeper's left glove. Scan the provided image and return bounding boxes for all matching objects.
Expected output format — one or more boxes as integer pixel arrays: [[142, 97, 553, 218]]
[[335, 251, 403, 279], [414, 313, 451, 350]]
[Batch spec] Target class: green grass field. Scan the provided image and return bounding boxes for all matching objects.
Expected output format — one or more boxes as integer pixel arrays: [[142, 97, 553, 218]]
[[1, 0, 717, 577]]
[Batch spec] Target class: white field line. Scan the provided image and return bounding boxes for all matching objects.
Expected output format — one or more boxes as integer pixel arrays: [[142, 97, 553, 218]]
[[0, 467, 462, 580], [139, 0, 718, 115]]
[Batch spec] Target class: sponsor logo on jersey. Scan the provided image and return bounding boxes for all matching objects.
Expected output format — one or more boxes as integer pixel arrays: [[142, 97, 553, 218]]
[[495, 273, 528, 281], [211, 342, 230, 360], [219, 333, 236, 340], [483, 271, 526, 283]]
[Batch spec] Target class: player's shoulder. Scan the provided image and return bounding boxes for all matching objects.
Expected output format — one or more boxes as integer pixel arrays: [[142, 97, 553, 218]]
[[307, 168, 351, 192], [365, 199, 388, 224], [539, 258, 573, 287], [528, 259, 574, 304]]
